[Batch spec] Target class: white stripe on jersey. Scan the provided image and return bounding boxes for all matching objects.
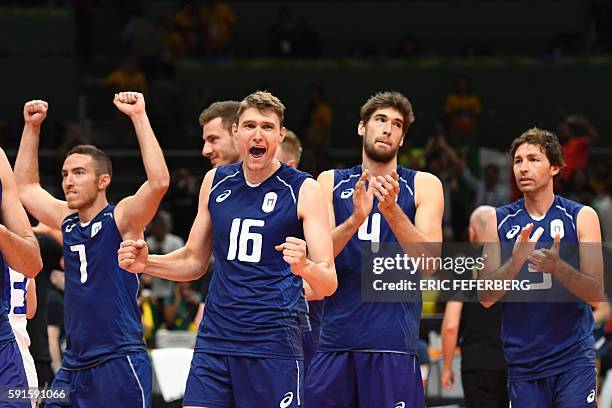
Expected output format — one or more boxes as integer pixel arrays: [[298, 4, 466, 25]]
[[498, 209, 523, 230]]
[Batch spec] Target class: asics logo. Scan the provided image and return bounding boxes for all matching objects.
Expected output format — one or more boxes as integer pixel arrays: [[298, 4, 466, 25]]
[[279, 391, 294, 408], [216, 190, 231, 203], [395, 402, 406, 408], [587, 389, 595, 403], [340, 188, 354, 199], [506, 225, 520, 239]]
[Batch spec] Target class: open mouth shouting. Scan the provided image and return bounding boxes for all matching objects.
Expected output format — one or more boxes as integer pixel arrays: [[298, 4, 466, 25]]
[[249, 146, 267, 159]]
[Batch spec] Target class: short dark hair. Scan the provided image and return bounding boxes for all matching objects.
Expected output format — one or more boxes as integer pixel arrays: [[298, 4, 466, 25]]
[[66, 145, 112, 177], [198, 101, 240, 133], [237, 91, 285, 127], [280, 130, 302, 164], [360, 91, 415, 134], [509, 128, 566, 169]]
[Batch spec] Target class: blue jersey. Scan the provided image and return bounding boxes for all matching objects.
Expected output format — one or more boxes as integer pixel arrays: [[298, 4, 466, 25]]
[[61, 204, 145, 369], [0, 179, 15, 345], [497, 195, 595, 380], [318, 165, 421, 354], [197, 162, 311, 359]]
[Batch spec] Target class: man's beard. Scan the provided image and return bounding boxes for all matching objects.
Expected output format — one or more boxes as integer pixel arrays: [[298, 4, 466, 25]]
[[363, 136, 398, 163]]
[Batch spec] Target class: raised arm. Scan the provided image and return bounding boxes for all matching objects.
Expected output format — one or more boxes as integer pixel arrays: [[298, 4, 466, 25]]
[[277, 178, 336, 298], [0, 148, 42, 278], [14, 100, 71, 230], [118, 169, 214, 281], [318, 169, 374, 257], [373, 171, 443, 276], [113, 92, 170, 237]]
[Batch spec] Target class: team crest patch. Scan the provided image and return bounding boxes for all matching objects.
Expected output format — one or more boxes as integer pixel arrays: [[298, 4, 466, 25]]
[[91, 221, 102, 237], [262, 192, 277, 213], [550, 219, 564, 239]]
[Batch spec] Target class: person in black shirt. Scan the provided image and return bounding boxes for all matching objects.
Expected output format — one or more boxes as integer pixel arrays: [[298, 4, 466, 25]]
[[441, 206, 509, 407]]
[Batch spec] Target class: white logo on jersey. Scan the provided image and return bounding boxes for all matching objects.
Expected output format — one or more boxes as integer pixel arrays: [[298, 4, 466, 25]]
[[91, 221, 102, 237], [279, 391, 293, 408], [395, 402, 406, 408], [550, 218, 564, 239], [65, 223, 76, 233], [340, 188, 354, 199], [262, 192, 278, 213], [216, 189, 231, 203], [587, 389, 595, 403], [506, 225, 520, 239]]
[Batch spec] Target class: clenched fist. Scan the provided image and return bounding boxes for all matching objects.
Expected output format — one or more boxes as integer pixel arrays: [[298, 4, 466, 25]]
[[113, 92, 146, 117], [275, 237, 308, 277], [23, 100, 48, 126]]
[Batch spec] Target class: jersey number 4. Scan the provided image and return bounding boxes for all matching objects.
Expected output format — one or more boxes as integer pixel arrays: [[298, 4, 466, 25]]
[[70, 244, 89, 283], [227, 218, 264, 263]]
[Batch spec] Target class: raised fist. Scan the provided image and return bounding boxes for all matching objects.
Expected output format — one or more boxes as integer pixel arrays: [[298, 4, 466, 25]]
[[23, 100, 48, 126], [113, 92, 146, 117]]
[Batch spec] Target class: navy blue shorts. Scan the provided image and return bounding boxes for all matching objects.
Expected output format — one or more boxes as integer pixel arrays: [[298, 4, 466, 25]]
[[0, 340, 30, 408], [509, 366, 597, 408], [46, 352, 151, 408], [183, 351, 304, 408], [305, 351, 424, 407]]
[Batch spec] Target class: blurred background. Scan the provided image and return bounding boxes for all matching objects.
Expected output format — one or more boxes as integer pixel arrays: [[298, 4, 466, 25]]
[[2, 1, 611, 406]]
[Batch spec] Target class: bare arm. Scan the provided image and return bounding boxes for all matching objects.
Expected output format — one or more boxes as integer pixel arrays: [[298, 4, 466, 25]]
[[528, 206, 603, 306], [118, 170, 214, 281], [317, 170, 374, 257], [296, 179, 337, 298], [374, 171, 443, 276], [26, 279, 37, 319], [113, 92, 170, 237], [14, 100, 71, 230], [0, 148, 42, 278], [441, 301, 462, 389], [594, 301, 610, 325]]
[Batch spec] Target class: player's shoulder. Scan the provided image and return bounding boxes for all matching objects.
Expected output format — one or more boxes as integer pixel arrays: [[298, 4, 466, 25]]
[[495, 198, 524, 226], [555, 195, 584, 216], [212, 162, 241, 180], [330, 165, 361, 188], [276, 162, 312, 184]]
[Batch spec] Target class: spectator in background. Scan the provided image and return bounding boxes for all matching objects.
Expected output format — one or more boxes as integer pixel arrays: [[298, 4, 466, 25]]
[[145, 210, 185, 303], [268, 7, 298, 57], [198, 1, 236, 57], [557, 113, 599, 183], [165, 168, 199, 241], [444, 75, 481, 145], [303, 85, 333, 174], [103, 53, 147, 92], [164, 282, 202, 331], [438, 135, 510, 208]]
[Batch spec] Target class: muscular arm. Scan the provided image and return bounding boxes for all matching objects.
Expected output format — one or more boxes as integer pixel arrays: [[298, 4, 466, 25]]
[[133, 170, 214, 281], [378, 172, 444, 276], [297, 179, 337, 298], [0, 149, 42, 278], [114, 93, 170, 237], [14, 102, 71, 230], [547, 207, 603, 306]]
